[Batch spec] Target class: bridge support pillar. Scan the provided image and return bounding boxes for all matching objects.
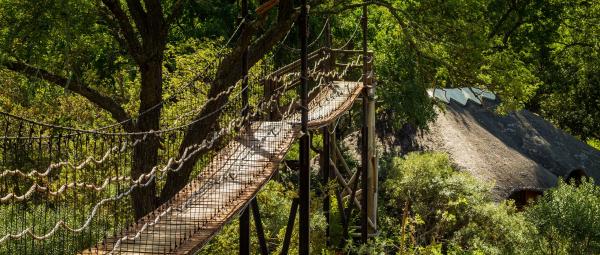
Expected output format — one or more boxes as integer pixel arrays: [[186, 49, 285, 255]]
[[321, 125, 332, 245], [239, 0, 251, 254], [361, 0, 377, 243], [298, 0, 311, 253], [239, 205, 250, 255]]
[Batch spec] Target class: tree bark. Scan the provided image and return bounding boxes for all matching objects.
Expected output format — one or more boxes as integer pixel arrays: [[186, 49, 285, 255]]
[[100, 0, 171, 220], [131, 59, 164, 219]]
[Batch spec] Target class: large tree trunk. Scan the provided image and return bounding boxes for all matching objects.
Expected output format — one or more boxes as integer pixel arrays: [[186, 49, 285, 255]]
[[131, 60, 163, 219]]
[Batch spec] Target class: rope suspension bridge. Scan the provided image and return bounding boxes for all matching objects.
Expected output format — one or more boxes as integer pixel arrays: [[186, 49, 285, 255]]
[[0, 1, 377, 254]]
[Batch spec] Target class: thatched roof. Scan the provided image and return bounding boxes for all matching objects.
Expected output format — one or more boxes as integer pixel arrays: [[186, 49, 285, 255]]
[[416, 88, 600, 199]]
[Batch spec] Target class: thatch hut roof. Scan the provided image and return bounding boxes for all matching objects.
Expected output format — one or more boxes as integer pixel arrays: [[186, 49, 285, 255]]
[[416, 88, 600, 199]]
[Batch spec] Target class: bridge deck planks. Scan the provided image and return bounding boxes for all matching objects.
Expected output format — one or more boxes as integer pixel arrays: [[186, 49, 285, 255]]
[[83, 81, 362, 255]]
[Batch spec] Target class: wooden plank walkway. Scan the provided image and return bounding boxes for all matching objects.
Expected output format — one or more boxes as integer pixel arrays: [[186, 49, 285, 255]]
[[84, 81, 363, 255]]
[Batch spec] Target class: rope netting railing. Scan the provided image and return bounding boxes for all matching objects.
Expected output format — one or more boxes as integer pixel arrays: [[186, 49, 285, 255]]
[[0, 45, 370, 254]]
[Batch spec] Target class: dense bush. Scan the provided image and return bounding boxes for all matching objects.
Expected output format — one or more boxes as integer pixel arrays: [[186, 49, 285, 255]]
[[526, 179, 600, 255], [377, 152, 533, 254], [198, 151, 600, 255]]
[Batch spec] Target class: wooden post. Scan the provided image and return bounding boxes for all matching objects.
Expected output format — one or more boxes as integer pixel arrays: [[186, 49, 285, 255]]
[[360, 0, 377, 242], [367, 51, 377, 237]]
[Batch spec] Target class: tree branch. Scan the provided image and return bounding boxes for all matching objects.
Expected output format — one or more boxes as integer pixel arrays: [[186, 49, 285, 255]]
[[488, 1, 517, 39], [166, 0, 186, 25], [125, 0, 149, 36], [101, 0, 144, 63], [2, 60, 134, 131]]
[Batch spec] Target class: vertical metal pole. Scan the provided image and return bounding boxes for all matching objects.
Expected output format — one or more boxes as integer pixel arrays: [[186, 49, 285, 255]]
[[240, 0, 251, 254], [322, 17, 333, 246], [251, 199, 269, 255], [282, 198, 299, 255], [360, 0, 370, 244], [264, 79, 272, 121], [240, 205, 250, 255], [322, 126, 331, 245], [242, 0, 249, 124], [299, 0, 310, 253]]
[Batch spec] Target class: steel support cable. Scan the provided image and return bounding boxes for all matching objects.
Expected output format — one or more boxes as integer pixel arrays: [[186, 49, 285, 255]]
[[281, 18, 330, 52], [94, 72, 338, 252], [120, 16, 249, 127], [284, 15, 360, 51], [62, 96, 296, 253], [0, 86, 270, 185], [94, 68, 358, 253], [3, 49, 364, 247], [267, 51, 365, 84], [0, 79, 239, 136], [0, 77, 302, 204], [334, 17, 361, 50]]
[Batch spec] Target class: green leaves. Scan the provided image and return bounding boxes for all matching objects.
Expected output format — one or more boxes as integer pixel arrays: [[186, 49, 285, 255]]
[[526, 179, 600, 254], [478, 50, 541, 113]]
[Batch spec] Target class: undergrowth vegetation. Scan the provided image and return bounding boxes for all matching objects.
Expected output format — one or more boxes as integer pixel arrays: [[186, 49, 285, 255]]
[[201, 152, 600, 255]]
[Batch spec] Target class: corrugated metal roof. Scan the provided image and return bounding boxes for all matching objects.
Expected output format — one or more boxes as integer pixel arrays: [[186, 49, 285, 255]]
[[427, 87, 496, 105]]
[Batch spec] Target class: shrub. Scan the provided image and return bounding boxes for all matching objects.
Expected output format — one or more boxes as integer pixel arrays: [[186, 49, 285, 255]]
[[525, 179, 600, 255], [380, 152, 533, 254]]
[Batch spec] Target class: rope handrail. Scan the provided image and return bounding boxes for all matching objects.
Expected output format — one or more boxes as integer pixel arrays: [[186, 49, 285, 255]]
[[0, 72, 310, 242]]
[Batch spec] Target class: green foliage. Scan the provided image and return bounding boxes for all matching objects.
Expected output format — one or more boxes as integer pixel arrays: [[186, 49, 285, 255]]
[[449, 201, 534, 255], [488, 0, 600, 141], [373, 153, 600, 255], [478, 50, 540, 113], [377, 152, 533, 254], [588, 138, 600, 150], [525, 179, 600, 255], [372, 18, 436, 130], [199, 181, 330, 254]]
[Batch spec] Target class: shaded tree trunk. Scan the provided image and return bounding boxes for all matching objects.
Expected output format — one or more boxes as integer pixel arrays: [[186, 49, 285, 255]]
[[131, 59, 163, 219]]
